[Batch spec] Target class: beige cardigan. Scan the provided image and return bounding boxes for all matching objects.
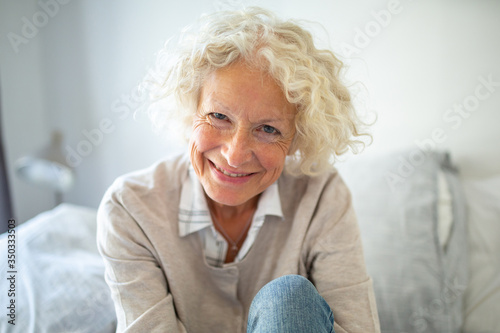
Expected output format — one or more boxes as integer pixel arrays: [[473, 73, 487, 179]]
[[97, 154, 380, 333]]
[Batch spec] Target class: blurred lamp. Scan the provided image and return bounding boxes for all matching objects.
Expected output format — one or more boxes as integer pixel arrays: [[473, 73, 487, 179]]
[[15, 131, 74, 204]]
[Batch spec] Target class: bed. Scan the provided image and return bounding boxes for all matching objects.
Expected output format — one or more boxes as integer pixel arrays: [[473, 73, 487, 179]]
[[0, 149, 498, 333]]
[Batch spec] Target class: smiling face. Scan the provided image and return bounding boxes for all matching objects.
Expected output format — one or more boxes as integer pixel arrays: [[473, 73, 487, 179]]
[[189, 61, 296, 209]]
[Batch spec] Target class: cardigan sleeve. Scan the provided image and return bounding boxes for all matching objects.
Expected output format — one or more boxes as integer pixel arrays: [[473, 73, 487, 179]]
[[96, 184, 187, 333], [306, 173, 381, 333]]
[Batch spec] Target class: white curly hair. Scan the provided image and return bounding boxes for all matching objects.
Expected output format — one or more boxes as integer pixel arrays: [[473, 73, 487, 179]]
[[143, 6, 370, 175]]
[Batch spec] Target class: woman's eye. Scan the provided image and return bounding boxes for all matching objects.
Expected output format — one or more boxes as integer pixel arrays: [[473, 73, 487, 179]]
[[262, 125, 279, 135], [210, 112, 227, 120]]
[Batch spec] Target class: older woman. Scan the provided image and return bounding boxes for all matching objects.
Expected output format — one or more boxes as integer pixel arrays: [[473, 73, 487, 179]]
[[97, 7, 380, 333]]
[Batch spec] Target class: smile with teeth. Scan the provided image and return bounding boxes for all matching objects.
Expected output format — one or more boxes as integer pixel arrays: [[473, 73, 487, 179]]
[[213, 163, 252, 178]]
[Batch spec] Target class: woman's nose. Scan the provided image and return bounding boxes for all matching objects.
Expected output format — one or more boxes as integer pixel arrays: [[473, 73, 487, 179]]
[[222, 129, 253, 168]]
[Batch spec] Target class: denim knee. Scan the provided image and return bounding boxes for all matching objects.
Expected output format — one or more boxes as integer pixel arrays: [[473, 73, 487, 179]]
[[248, 275, 334, 333], [254, 275, 316, 306]]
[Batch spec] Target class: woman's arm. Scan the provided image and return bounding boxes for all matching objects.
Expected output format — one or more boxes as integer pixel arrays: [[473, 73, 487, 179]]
[[97, 188, 187, 333], [307, 174, 381, 333]]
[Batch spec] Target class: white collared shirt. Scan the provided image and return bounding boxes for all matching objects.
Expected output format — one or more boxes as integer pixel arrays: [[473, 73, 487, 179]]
[[178, 166, 284, 267]]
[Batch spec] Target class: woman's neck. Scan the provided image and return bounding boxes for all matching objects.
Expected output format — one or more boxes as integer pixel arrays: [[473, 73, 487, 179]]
[[205, 193, 260, 263], [206, 193, 260, 222]]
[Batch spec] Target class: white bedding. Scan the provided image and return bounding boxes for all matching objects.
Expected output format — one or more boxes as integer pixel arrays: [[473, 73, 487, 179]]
[[0, 204, 116, 333], [462, 175, 500, 333], [337, 150, 468, 332]]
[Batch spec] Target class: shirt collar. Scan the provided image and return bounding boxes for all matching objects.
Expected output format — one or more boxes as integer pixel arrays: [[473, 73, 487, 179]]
[[178, 166, 284, 238]]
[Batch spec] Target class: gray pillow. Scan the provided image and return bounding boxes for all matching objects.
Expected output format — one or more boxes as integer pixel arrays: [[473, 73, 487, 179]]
[[337, 150, 467, 333], [0, 204, 116, 333]]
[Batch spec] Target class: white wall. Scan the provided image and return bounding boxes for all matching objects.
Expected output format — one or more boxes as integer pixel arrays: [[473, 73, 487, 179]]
[[0, 0, 55, 222], [1, 0, 499, 221]]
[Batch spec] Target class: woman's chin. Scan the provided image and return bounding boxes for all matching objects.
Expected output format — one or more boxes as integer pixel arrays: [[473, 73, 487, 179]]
[[209, 192, 251, 207]]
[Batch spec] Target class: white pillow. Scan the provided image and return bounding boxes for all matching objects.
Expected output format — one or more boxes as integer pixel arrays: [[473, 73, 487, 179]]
[[437, 169, 454, 250], [462, 175, 500, 333], [337, 150, 468, 333]]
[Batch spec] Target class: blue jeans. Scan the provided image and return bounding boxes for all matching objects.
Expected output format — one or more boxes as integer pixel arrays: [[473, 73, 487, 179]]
[[247, 275, 335, 333]]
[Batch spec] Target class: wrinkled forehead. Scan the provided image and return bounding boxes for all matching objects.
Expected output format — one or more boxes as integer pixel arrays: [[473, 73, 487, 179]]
[[198, 61, 296, 119]]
